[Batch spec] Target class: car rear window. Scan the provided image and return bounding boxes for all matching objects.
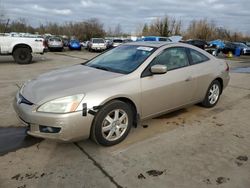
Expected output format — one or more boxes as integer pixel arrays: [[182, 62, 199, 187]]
[[189, 49, 209, 65], [93, 39, 105, 43], [113, 39, 123, 43], [49, 38, 61, 42], [159, 38, 170, 41]]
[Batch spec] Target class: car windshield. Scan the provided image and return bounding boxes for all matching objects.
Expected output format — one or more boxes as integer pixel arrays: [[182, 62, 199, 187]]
[[159, 38, 171, 41], [237, 43, 248, 48], [93, 39, 104, 43], [85, 45, 156, 74], [144, 37, 156, 41]]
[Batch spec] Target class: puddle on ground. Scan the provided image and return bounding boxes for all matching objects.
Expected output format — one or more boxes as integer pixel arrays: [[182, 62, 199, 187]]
[[231, 67, 250, 73], [0, 127, 43, 156]]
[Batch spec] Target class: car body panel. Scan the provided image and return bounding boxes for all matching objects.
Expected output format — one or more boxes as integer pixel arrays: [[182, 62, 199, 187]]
[[141, 66, 197, 118], [0, 35, 45, 54], [22, 65, 124, 105], [13, 94, 93, 141]]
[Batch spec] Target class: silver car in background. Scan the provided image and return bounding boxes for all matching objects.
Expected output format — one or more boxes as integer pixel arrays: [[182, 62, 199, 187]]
[[47, 37, 64, 52], [13, 42, 230, 146], [88, 38, 106, 52]]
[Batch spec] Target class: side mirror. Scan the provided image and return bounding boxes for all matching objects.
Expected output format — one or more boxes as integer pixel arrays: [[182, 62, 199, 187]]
[[150, 64, 167, 74]]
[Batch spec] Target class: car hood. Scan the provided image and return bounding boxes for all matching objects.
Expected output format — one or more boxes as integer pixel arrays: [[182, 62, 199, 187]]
[[22, 64, 123, 104]]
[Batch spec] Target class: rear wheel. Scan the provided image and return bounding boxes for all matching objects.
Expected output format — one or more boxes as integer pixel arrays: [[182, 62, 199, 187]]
[[13, 47, 32, 64], [91, 100, 133, 146], [201, 80, 221, 108]]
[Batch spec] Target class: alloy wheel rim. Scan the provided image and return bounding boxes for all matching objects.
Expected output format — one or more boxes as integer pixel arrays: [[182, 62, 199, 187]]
[[101, 109, 128, 141], [208, 84, 220, 105]]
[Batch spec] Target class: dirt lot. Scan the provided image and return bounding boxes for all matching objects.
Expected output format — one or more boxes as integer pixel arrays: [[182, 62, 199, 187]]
[[0, 50, 249, 188]]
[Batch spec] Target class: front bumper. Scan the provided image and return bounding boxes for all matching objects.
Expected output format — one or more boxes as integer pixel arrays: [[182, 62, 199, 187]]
[[13, 94, 94, 142]]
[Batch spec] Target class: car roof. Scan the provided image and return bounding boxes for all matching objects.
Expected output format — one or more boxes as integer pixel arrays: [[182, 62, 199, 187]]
[[126, 41, 174, 48]]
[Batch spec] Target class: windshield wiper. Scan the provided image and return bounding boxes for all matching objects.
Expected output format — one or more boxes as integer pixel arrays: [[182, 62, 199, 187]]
[[91, 65, 110, 71], [89, 65, 127, 74]]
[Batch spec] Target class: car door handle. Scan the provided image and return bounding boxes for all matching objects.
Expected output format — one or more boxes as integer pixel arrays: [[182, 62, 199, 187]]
[[185, 76, 193, 82]]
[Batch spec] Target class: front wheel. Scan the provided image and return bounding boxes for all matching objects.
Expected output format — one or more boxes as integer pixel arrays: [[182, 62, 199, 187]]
[[201, 80, 221, 108], [91, 100, 133, 146], [13, 47, 32, 64]]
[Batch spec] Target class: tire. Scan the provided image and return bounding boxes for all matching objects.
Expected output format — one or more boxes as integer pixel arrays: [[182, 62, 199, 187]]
[[201, 80, 221, 108], [91, 100, 133, 146], [13, 47, 32, 64]]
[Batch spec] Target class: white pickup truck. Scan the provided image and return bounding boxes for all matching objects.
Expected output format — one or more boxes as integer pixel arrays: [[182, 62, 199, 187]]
[[0, 34, 46, 64]]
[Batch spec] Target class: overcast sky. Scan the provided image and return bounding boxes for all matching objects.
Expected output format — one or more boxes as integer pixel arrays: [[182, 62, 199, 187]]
[[1, 0, 250, 34]]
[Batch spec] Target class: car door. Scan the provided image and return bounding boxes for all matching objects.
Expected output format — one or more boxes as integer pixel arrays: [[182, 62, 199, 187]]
[[140, 47, 197, 118], [187, 48, 214, 101]]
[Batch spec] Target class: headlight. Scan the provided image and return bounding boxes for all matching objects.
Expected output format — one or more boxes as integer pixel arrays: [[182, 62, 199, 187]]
[[37, 94, 84, 113]]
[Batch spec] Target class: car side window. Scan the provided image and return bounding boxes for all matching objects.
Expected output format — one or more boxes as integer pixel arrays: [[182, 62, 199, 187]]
[[151, 47, 189, 71], [159, 38, 167, 41], [189, 49, 209, 65]]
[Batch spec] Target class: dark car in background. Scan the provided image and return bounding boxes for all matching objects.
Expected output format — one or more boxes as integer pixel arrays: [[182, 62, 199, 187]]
[[69, 39, 82, 50], [221, 42, 237, 54], [234, 42, 250, 55], [112, 39, 124, 47], [184, 39, 208, 50], [105, 40, 113, 49], [123, 39, 133, 43], [63, 39, 69, 47]]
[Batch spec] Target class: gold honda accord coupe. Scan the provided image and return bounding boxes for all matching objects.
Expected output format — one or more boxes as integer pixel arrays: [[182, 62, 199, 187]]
[[13, 42, 230, 146]]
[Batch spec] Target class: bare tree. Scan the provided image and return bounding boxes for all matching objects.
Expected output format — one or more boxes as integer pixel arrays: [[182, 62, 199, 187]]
[[113, 24, 122, 37], [141, 16, 182, 37], [0, 0, 7, 33], [142, 23, 149, 36]]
